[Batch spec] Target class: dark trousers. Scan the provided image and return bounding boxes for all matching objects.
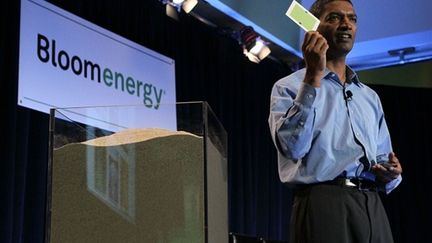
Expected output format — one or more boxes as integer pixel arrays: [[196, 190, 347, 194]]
[[290, 183, 394, 243]]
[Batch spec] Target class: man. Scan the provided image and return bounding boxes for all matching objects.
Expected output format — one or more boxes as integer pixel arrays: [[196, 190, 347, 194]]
[[268, 0, 403, 242]]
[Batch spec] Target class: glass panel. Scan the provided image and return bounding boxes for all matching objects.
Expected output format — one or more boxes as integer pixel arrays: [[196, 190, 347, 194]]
[[205, 104, 229, 243]]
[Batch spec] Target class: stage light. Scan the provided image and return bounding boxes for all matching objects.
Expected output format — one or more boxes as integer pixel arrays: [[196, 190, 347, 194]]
[[162, 0, 198, 19], [388, 47, 416, 65], [181, 0, 198, 13], [239, 26, 271, 63]]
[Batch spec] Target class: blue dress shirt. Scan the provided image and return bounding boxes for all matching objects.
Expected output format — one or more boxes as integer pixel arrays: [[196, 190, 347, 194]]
[[268, 67, 401, 193]]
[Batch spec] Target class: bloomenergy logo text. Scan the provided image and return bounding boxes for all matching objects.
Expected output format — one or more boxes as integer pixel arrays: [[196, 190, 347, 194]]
[[36, 33, 166, 109]]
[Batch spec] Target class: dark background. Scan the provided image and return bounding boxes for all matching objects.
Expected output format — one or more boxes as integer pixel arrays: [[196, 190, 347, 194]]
[[2, 0, 431, 242]]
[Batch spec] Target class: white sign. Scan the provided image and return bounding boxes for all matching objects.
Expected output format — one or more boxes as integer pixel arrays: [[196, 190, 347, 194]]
[[19, 0, 177, 131]]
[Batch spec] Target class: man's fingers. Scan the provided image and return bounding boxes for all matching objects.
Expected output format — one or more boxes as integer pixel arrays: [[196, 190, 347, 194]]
[[376, 170, 398, 183], [303, 32, 313, 47], [388, 152, 402, 173], [389, 152, 399, 163], [315, 38, 328, 53], [306, 34, 319, 50], [302, 31, 324, 52], [372, 164, 401, 183]]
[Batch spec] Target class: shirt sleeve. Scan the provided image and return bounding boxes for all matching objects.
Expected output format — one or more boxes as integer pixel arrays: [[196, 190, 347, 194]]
[[375, 97, 393, 161], [375, 95, 402, 193], [385, 175, 402, 194], [269, 82, 318, 160]]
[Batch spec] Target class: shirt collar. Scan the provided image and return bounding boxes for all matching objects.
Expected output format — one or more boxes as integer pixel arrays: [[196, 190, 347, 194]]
[[323, 66, 363, 88], [346, 66, 363, 88]]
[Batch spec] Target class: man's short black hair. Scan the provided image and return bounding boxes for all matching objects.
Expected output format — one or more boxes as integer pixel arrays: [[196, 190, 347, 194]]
[[309, 0, 353, 18]]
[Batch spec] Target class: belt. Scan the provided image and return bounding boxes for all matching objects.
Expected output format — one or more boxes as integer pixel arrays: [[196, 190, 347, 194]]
[[324, 177, 378, 192]]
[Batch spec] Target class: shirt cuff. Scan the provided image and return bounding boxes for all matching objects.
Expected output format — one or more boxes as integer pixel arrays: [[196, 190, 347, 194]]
[[385, 175, 402, 194], [295, 82, 317, 108]]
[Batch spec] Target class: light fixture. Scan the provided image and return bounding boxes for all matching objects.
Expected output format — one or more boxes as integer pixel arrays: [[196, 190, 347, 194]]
[[239, 26, 271, 63], [162, 0, 198, 20], [388, 47, 416, 65]]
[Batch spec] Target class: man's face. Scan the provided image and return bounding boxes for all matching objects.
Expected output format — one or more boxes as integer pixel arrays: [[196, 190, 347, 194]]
[[317, 1, 357, 58]]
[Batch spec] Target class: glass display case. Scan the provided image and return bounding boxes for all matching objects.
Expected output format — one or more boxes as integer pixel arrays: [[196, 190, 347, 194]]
[[47, 102, 228, 243]]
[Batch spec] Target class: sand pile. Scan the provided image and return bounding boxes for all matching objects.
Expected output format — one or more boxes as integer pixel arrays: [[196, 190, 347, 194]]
[[50, 128, 205, 243]]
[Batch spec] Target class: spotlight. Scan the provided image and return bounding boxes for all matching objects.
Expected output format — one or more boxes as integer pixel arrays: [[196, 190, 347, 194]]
[[388, 47, 416, 65], [162, 0, 198, 19], [239, 26, 271, 63], [180, 0, 198, 13]]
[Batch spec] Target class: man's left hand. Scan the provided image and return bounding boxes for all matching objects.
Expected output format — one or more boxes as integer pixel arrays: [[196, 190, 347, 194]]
[[372, 152, 403, 184]]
